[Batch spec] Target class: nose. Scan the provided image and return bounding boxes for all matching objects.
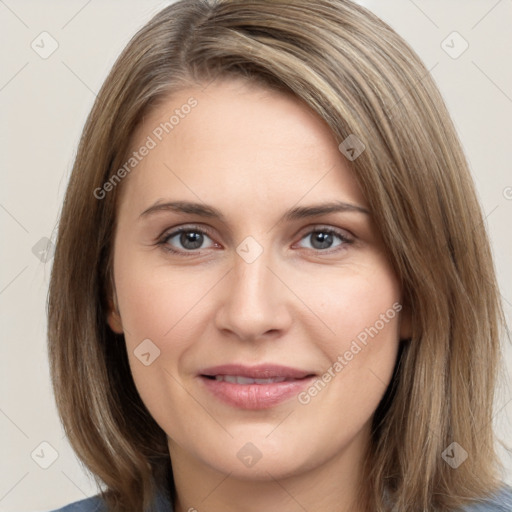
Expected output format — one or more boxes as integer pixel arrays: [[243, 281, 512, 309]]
[[214, 247, 293, 342]]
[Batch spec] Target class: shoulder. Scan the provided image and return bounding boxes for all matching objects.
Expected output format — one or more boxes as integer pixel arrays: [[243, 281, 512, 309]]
[[45, 495, 107, 512], [44, 489, 173, 512], [460, 484, 512, 511]]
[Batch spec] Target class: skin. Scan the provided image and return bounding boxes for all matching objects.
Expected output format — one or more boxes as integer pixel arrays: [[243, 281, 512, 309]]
[[107, 78, 410, 512]]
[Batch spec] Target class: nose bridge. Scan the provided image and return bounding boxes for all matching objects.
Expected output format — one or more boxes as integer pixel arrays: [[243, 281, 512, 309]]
[[233, 250, 272, 303], [215, 244, 290, 339]]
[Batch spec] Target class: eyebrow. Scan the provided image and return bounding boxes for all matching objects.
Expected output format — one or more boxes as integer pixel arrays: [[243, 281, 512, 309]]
[[139, 200, 370, 223]]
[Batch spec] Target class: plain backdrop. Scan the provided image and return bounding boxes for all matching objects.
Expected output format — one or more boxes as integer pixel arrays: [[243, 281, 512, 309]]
[[1, 1, 511, 511]]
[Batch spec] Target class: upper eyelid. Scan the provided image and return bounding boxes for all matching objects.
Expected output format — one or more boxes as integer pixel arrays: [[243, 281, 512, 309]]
[[161, 224, 217, 242], [160, 225, 217, 247], [160, 224, 353, 249], [292, 226, 353, 249]]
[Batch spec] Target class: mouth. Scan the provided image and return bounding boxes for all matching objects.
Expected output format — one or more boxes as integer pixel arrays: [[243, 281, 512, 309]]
[[205, 375, 294, 384], [198, 364, 316, 409]]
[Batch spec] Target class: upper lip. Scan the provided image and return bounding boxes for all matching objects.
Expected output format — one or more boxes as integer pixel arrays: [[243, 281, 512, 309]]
[[200, 364, 315, 379]]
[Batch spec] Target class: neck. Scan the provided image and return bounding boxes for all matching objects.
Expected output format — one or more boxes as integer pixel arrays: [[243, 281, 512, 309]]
[[169, 426, 370, 512]]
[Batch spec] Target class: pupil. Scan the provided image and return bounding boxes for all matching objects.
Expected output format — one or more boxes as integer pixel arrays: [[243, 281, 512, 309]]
[[181, 231, 203, 249], [312, 232, 332, 249]]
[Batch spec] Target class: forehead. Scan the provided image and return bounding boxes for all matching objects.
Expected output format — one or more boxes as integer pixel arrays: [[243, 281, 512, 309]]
[[118, 78, 367, 219]]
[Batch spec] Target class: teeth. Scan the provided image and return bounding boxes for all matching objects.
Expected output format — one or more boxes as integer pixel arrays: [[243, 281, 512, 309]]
[[213, 375, 288, 384]]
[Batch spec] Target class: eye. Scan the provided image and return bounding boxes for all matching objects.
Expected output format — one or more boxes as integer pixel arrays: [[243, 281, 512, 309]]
[[158, 226, 217, 254], [296, 227, 353, 251], [156, 225, 353, 256]]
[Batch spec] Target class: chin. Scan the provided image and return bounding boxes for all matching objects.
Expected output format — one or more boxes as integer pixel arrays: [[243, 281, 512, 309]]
[[194, 434, 322, 482]]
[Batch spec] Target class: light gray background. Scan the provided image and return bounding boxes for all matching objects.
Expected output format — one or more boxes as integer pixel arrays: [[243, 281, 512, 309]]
[[1, 1, 511, 511]]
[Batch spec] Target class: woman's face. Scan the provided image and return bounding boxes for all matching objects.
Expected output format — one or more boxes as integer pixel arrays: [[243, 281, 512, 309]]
[[108, 78, 409, 481]]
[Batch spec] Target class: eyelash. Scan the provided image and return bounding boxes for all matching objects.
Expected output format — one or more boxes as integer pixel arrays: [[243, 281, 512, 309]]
[[156, 224, 354, 256]]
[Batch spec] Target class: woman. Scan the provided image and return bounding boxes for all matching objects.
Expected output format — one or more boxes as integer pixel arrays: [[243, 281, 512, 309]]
[[46, 0, 511, 510]]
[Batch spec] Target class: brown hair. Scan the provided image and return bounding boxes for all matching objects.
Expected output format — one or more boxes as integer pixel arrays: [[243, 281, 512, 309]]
[[47, 0, 507, 510]]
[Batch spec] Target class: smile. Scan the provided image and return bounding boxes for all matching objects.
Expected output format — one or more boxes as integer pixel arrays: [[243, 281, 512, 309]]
[[198, 364, 316, 409]]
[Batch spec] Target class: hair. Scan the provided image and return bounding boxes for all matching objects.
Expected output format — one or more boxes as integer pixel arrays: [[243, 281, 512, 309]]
[[47, 0, 507, 510]]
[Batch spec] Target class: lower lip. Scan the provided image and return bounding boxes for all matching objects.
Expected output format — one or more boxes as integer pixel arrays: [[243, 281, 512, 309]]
[[199, 376, 315, 410]]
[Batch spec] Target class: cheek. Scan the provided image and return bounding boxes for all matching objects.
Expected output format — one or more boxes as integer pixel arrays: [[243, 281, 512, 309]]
[[302, 262, 402, 354], [113, 259, 211, 430], [113, 257, 220, 409], [114, 255, 207, 347], [294, 264, 402, 419]]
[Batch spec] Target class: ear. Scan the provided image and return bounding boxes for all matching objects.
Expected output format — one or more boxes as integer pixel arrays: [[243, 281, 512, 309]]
[[107, 291, 124, 334], [399, 302, 412, 341]]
